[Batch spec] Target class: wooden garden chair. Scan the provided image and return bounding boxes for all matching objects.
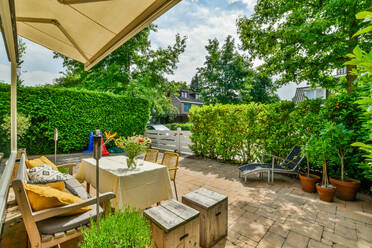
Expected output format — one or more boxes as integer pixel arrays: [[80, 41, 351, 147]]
[[144, 149, 159, 163], [161, 152, 179, 200], [13, 152, 115, 248]]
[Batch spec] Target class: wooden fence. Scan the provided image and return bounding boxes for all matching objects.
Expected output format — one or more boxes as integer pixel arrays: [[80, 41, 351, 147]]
[[144, 128, 193, 155]]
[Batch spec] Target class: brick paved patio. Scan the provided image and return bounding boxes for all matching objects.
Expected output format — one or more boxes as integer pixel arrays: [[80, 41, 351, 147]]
[[2, 154, 372, 248]]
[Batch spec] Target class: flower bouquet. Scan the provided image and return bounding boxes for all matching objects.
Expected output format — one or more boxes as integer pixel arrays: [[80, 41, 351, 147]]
[[115, 135, 151, 169]]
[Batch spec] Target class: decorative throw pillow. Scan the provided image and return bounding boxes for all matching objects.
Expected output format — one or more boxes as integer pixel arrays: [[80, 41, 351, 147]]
[[27, 164, 73, 183], [39, 156, 59, 170], [24, 184, 91, 216], [26, 156, 58, 170]]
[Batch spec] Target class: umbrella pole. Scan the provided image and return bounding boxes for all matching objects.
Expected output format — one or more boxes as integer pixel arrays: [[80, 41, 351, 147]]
[[93, 130, 102, 232]]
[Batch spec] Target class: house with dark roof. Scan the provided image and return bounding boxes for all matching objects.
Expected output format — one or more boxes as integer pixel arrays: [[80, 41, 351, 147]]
[[172, 89, 203, 122]]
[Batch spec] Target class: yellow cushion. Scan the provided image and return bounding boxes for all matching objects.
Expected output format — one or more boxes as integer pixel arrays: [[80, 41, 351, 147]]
[[24, 184, 91, 216], [26, 156, 58, 170]]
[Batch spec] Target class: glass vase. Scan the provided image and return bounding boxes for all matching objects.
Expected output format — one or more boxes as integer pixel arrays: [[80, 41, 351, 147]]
[[126, 157, 137, 169]]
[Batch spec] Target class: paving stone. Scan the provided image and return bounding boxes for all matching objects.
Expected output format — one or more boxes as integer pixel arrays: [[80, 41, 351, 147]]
[[269, 222, 290, 238], [308, 239, 332, 248], [257, 231, 285, 248], [356, 223, 372, 242], [284, 217, 323, 241], [283, 231, 309, 248], [334, 223, 357, 240], [322, 231, 370, 248]]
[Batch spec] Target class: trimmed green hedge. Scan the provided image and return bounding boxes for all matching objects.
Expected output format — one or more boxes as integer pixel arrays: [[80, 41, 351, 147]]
[[165, 122, 193, 131], [189, 95, 370, 188], [0, 84, 150, 155]]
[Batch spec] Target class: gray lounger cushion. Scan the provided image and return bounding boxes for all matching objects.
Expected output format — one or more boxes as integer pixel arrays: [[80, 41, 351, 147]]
[[37, 177, 102, 234]]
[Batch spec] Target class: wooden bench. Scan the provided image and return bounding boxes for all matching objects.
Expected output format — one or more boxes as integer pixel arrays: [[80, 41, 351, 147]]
[[182, 188, 228, 248], [144, 200, 200, 248], [12, 152, 115, 248]]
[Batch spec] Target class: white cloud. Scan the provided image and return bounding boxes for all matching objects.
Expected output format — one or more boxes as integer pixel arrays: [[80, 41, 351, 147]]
[[151, 2, 247, 84], [21, 71, 61, 86], [227, 0, 257, 11]]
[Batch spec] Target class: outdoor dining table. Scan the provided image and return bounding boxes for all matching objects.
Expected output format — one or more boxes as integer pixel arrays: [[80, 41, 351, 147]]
[[75, 155, 173, 210]]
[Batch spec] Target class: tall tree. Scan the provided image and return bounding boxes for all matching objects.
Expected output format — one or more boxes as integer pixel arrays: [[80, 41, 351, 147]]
[[53, 25, 187, 118], [193, 35, 278, 104], [237, 0, 371, 92], [250, 75, 279, 103], [195, 36, 254, 104]]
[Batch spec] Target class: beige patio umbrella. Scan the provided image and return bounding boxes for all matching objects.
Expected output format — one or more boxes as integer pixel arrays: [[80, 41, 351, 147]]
[[0, 0, 181, 152], [0, 0, 181, 232]]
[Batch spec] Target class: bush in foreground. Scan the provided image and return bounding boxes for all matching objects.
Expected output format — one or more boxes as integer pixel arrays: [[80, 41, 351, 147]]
[[80, 208, 152, 248]]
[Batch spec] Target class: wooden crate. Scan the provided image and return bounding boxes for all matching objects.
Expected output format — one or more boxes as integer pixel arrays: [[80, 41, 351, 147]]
[[182, 188, 228, 248], [144, 200, 200, 248]]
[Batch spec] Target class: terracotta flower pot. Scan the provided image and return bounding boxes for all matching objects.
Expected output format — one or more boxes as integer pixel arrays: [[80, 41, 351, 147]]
[[299, 174, 320, 193], [316, 183, 336, 202], [330, 178, 361, 201]]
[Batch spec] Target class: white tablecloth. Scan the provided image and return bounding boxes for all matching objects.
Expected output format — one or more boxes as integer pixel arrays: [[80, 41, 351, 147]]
[[75, 155, 173, 210]]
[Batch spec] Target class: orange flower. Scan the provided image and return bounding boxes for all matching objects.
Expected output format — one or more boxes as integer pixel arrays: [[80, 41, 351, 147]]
[[138, 138, 145, 143]]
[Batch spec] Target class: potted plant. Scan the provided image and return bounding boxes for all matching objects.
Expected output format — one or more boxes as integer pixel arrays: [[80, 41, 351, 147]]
[[115, 135, 151, 168], [299, 142, 320, 193], [327, 124, 360, 201], [80, 208, 152, 248], [307, 124, 337, 202], [292, 100, 322, 193]]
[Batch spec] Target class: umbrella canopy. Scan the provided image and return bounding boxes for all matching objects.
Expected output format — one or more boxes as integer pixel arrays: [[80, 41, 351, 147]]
[[10, 0, 180, 70]]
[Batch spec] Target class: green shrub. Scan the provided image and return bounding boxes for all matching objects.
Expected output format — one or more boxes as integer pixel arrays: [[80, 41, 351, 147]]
[[259, 101, 297, 158], [320, 92, 368, 181], [189, 103, 267, 162], [1, 113, 31, 141], [0, 84, 150, 155], [80, 208, 152, 248], [165, 122, 193, 131]]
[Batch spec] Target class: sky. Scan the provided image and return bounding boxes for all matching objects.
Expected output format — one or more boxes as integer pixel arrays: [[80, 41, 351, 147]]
[[0, 0, 305, 100]]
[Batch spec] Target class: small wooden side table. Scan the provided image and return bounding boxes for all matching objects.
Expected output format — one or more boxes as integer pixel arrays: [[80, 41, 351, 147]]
[[144, 200, 200, 248], [182, 188, 228, 248]]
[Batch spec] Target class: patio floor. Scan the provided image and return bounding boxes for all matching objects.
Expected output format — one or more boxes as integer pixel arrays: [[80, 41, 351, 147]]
[[2, 153, 372, 248]]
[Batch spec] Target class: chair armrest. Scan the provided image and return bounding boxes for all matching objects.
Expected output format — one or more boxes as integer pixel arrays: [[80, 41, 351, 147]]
[[57, 163, 77, 175], [32, 192, 116, 222]]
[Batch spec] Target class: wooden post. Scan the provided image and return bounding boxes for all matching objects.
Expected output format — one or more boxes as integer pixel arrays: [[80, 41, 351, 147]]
[[176, 128, 181, 153], [10, 62, 17, 152]]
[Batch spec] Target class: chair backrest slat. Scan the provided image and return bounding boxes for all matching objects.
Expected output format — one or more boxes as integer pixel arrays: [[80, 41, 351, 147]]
[[284, 146, 303, 169], [144, 149, 159, 163], [161, 152, 179, 181]]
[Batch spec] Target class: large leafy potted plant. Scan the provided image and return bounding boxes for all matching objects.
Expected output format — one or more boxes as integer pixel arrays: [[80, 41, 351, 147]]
[[292, 99, 322, 193], [307, 123, 337, 202], [328, 124, 360, 200], [300, 142, 320, 193]]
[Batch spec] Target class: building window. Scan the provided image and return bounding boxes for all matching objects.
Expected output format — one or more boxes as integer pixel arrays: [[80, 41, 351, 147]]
[[195, 94, 200, 99], [336, 67, 347, 76], [184, 103, 191, 112], [181, 91, 188, 98], [304, 88, 326, 100]]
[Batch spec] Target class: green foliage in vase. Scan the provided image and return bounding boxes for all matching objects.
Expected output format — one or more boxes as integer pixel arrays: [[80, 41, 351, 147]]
[[115, 135, 151, 160], [52, 24, 187, 119], [80, 208, 152, 248], [237, 0, 371, 92], [0, 84, 150, 155]]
